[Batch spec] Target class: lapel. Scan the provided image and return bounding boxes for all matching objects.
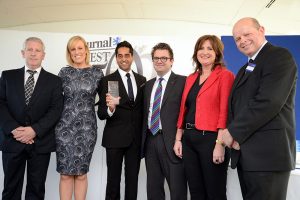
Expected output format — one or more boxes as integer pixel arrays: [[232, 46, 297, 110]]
[[234, 63, 249, 88], [28, 68, 47, 106], [185, 72, 199, 98], [15, 67, 26, 106], [146, 78, 155, 111], [113, 70, 129, 100], [234, 43, 271, 89], [229, 63, 247, 109], [132, 71, 145, 102], [161, 72, 176, 107], [198, 66, 222, 96]]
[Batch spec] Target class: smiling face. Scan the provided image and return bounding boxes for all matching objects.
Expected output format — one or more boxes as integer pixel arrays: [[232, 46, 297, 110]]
[[69, 40, 88, 67], [152, 49, 173, 77], [116, 47, 133, 72], [22, 40, 45, 70], [233, 18, 266, 57], [196, 40, 216, 69]]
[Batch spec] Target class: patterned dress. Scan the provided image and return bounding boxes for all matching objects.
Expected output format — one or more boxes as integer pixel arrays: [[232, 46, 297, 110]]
[[55, 66, 103, 175]]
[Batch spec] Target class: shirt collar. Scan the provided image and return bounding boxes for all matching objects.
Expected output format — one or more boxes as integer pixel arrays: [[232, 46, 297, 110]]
[[156, 69, 172, 83], [249, 40, 268, 61], [118, 68, 133, 78], [25, 65, 42, 74]]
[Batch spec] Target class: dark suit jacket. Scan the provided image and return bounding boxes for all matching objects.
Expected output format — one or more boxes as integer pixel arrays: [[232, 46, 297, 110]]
[[141, 72, 186, 163], [97, 70, 146, 148], [228, 42, 298, 171], [0, 67, 63, 153]]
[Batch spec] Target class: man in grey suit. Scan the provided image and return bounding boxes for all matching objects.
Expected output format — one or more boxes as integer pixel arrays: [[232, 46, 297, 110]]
[[141, 43, 187, 200], [222, 17, 298, 200]]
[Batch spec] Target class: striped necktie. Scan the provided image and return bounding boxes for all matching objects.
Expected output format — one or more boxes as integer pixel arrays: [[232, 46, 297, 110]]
[[150, 77, 163, 135], [24, 70, 37, 105]]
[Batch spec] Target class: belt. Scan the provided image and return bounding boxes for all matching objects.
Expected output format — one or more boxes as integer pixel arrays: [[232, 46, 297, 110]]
[[147, 129, 163, 135], [185, 123, 195, 130], [185, 123, 208, 135]]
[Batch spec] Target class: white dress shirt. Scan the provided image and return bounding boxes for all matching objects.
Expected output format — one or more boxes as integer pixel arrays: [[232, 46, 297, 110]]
[[148, 70, 172, 129], [24, 65, 42, 90]]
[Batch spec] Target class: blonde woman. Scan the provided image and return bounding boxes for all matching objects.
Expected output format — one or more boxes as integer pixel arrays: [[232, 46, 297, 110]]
[[55, 36, 103, 200]]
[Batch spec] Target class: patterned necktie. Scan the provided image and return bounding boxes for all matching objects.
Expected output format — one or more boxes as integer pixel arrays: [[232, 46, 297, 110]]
[[150, 77, 164, 135], [24, 70, 37, 105], [126, 73, 134, 101]]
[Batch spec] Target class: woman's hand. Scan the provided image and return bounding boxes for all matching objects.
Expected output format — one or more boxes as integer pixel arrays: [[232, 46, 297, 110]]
[[213, 142, 225, 164]]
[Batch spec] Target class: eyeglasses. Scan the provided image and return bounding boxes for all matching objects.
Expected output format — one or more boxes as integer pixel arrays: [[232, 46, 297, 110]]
[[152, 57, 172, 63]]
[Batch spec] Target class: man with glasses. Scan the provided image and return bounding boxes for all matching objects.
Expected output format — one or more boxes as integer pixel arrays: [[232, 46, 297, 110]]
[[141, 43, 187, 200]]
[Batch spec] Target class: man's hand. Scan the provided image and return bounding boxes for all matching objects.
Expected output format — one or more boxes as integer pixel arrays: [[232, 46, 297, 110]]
[[173, 140, 183, 159], [106, 93, 121, 112], [173, 129, 183, 158], [232, 140, 240, 150], [221, 129, 241, 150], [12, 126, 36, 144]]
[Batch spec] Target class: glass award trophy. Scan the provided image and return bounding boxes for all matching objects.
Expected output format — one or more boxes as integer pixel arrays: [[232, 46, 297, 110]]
[[108, 81, 119, 97]]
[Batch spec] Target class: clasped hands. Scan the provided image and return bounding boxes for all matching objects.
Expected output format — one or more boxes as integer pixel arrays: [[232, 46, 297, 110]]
[[221, 128, 240, 150], [11, 126, 36, 144]]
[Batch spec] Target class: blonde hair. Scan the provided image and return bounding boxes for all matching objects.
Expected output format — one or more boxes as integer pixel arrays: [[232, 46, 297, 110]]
[[66, 36, 90, 66]]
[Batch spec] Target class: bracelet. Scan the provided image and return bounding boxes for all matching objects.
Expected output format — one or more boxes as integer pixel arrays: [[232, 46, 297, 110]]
[[216, 139, 225, 147]]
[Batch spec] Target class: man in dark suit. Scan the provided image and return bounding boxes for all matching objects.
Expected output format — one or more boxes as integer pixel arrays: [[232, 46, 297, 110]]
[[222, 17, 298, 200], [141, 43, 187, 200], [0, 37, 63, 200], [97, 41, 146, 200]]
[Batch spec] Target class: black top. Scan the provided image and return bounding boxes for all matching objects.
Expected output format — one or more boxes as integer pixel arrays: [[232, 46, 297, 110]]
[[185, 74, 205, 124]]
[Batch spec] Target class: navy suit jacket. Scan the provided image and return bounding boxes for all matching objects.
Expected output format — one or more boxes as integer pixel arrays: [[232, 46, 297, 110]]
[[0, 67, 63, 153]]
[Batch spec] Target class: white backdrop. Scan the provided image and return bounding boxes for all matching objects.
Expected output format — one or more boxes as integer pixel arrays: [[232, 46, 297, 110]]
[[0, 30, 299, 200], [0, 30, 196, 199]]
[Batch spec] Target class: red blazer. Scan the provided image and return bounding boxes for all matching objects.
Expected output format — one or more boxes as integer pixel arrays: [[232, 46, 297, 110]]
[[177, 65, 234, 132]]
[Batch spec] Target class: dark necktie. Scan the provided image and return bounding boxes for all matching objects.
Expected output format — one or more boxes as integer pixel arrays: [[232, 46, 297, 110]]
[[150, 77, 164, 135], [126, 73, 134, 101], [24, 70, 37, 105]]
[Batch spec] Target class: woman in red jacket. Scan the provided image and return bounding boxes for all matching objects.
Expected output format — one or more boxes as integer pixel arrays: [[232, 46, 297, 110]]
[[173, 35, 234, 200]]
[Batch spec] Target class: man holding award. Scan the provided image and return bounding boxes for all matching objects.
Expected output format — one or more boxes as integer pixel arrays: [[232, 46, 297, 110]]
[[97, 41, 146, 200]]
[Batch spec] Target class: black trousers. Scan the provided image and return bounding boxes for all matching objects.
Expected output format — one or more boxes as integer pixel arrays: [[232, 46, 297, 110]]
[[105, 142, 141, 200], [182, 129, 229, 200], [145, 131, 187, 200], [237, 166, 290, 200], [2, 146, 51, 200]]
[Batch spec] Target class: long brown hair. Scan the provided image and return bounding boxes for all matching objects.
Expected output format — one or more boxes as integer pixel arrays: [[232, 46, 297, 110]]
[[192, 35, 225, 73]]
